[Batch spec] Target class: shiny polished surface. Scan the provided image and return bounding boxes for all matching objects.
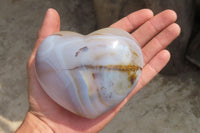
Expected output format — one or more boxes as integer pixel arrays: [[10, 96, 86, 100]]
[[35, 28, 143, 119]]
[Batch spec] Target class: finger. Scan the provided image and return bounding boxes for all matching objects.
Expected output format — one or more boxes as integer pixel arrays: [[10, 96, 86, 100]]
[[27, 8, 60, 71], [142, 23, 181, 65], [110, 9, 153, 32], [133, 50, 170, 94], [132, 10, 177, 47], [36, 8, 60, 49]]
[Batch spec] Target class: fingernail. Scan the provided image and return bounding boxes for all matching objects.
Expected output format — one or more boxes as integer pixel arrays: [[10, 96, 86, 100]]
[[46, 8, 52, 15], [43, 8, 53, 21]]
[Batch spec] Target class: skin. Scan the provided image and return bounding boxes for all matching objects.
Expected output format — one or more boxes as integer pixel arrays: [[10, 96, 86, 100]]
[[16, 8, 181, 133]]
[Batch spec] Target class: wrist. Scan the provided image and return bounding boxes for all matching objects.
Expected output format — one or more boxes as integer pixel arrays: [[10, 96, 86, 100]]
[[15, 112, 53, 133]]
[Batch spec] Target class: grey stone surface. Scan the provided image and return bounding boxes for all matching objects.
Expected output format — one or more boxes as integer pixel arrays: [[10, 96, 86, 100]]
[[0, 0, 200, 133]]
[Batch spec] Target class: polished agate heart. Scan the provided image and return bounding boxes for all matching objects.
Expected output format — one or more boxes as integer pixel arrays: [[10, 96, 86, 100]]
[[35, 28, 143, 119]]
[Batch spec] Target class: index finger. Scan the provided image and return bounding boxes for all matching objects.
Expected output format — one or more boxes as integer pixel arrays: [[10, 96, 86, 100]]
[[110, 9, 154, 32]]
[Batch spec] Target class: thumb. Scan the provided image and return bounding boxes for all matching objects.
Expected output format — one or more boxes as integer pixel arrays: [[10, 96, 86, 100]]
[[35, 8, 60, 52], [27, 8, 60, 75]]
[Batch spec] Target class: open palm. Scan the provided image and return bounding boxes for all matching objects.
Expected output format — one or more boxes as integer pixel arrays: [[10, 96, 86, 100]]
[[24, 8, 180, 133]]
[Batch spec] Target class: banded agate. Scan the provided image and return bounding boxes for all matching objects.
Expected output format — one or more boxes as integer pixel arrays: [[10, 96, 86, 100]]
[[35, 28, 143, 119]]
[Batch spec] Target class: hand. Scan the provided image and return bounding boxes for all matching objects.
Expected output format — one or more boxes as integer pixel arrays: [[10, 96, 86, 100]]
[[16, 8, 180, 133]]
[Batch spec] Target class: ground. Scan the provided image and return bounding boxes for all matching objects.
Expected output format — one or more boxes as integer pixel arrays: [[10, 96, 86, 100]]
[[0, 0, 200, 133]]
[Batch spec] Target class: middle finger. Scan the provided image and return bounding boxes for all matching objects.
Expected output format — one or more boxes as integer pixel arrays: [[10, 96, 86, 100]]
[[132, 10, 177, 47]]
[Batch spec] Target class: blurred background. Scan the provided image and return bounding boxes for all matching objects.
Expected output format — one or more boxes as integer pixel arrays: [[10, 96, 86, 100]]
[[0, 0, 200, 132]]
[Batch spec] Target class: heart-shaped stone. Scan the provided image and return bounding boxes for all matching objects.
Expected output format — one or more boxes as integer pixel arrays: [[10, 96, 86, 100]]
[[35, 28, 143, 119]]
